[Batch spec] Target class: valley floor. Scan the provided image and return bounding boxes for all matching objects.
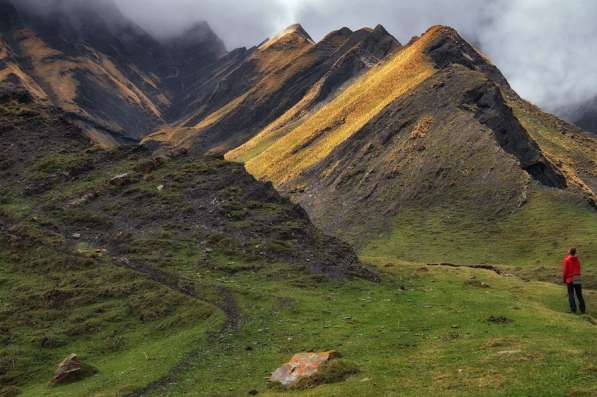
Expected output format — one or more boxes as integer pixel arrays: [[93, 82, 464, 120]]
[[14, 257, 597, 397]]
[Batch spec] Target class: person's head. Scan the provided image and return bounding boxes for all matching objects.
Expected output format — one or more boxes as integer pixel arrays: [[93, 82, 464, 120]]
[[569, 247, 577, 256]]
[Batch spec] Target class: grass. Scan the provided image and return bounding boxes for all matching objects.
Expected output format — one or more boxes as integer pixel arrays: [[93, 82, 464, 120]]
[[3, 192, 597, 397], [7, 198, 596, 397], [14, 257, 591, 397], [361, 188, 597, 286], [0, 237, 218, 397]]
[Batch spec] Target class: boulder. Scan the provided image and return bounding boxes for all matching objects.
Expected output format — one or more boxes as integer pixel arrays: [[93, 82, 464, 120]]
[[50, 353, 81, 385], [270, 351, 339, 387]]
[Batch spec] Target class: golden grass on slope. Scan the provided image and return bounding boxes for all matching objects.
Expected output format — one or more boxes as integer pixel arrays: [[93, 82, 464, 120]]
[[78, 124, 119, 149], [226, 79, 326, 162], [128, 64, 161, 91], [17, 30, 164, 122], [244, 30, 440, 185], [0, 39, 8, 60], [140, 126, 198, 146], [255, 29, 314, 75], [141, 93, 249, 147], [148, 31, 317, 148]]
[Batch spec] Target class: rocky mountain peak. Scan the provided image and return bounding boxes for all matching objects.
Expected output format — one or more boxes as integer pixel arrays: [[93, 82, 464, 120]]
[[258, 23, 314, 51], [419, 25, 508, 86]]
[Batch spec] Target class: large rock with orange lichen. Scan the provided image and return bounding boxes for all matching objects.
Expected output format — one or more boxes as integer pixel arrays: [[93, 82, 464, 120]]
[[270, 351, 340, 386]]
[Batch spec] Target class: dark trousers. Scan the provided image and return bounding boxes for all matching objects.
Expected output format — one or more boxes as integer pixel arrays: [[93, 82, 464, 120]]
[[567, 283, 586, 314]]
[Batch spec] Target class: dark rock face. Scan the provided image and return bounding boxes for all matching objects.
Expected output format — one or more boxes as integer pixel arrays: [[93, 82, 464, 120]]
[[461, 81, 566, 188], [422, 25, 509, 87]]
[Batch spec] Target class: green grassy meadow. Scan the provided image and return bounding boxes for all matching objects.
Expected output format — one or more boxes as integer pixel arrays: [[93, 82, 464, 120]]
[[361, 188, 597, 288], [4, 251, 596, 397]]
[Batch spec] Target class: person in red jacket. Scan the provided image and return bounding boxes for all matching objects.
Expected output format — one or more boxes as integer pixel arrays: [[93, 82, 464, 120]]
[[562, 248, 586, 314]]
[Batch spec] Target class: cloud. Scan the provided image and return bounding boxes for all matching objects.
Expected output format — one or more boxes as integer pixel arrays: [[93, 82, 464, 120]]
[[478, 0, 597, 114], [113, 0, 293, 49]]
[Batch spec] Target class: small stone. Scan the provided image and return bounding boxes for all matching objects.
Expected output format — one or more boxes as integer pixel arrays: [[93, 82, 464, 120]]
[[497, 349, 522, 355], [157, 185, 164, 191], [72, 233, 81, 239]]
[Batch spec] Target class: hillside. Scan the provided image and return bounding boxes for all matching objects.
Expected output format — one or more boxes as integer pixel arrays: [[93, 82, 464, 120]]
[[1, 93, 596, 397], [564, 95, 597, 135], [224, 26, 597, 273], [0, 91, 374, 395]]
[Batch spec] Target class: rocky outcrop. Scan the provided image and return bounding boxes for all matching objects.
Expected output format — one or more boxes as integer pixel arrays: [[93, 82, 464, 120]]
[[50, 354, 81, 385]]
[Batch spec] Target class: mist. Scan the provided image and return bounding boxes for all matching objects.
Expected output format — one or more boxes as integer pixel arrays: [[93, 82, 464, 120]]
[[12, 0, 597, 117]]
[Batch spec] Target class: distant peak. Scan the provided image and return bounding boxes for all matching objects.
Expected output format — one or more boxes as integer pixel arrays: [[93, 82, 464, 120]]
[[320, 27, 353, 43], [373, 24, 389, 34], [258, 23, 314, 51]]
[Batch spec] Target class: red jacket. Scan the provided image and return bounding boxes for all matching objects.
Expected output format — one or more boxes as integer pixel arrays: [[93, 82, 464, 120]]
[[562, 255, 581, 284]]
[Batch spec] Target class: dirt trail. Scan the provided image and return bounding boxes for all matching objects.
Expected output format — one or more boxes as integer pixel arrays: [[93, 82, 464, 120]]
[[426, 263, 503, 274], [111, 257, 241, 397]]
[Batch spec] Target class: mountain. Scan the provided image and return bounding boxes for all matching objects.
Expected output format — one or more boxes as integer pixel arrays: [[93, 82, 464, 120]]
[[5, 1, 593, 264], [0, 0, 225, 145], [2, 10, 597, 396], [144, 23, 401, 152], [222, 26, 597, 266]]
